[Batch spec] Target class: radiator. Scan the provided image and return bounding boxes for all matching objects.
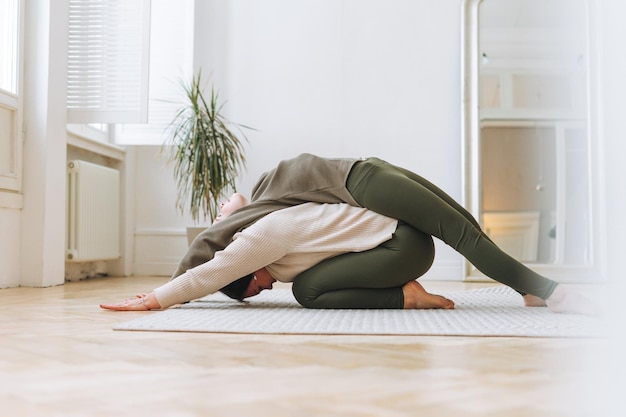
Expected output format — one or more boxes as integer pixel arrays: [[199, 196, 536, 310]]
[[66, 160, 120, 262]]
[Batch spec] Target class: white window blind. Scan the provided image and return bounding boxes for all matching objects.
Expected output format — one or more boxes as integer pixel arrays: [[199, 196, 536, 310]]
[[67, 0, 151, 124]]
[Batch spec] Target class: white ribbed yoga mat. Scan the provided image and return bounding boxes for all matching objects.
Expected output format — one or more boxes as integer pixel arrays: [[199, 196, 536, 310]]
[[113, 286, 604, 338]]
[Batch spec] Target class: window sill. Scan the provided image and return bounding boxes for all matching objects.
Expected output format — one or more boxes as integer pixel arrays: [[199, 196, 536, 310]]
[[67, 127, 126, 161]]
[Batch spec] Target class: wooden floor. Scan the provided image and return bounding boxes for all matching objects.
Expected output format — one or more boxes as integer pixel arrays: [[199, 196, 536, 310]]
[[0, 276, 612, 417]]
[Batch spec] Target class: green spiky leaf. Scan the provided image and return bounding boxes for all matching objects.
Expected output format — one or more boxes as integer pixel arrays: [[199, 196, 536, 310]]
[[162, 70, 250, 223]]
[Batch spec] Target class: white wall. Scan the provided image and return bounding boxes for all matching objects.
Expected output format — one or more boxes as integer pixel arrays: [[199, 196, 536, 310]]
[[228, 0, 463, 192], [133, 0, 464, 278], [132, 146, 196, 275]]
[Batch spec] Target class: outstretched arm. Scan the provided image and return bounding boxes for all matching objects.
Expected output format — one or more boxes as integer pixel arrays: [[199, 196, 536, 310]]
[[170, 201, 291, 279], [102, 216, 289, 311], [100, 292, 161, 311]]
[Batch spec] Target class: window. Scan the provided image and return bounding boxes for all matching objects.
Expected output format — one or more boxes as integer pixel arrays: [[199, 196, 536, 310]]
[[0, 0, 19, 94], [65, 0, 193, 145], [115, 0, 194, 145], [0, 0, 22, 192]]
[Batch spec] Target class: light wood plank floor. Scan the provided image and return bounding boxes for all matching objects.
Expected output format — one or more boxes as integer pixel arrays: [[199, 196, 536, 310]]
[[0, 276, 611, 417]]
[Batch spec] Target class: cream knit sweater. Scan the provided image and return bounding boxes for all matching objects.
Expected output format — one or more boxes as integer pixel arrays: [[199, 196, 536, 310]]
[[154, 203, 397, 308]]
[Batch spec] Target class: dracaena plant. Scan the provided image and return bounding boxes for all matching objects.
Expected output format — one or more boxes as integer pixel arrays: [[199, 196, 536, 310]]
[[164, 70, 250, 223]]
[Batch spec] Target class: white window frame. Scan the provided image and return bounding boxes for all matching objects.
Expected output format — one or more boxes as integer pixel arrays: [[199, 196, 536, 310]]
[[0, 0, 24, 195], [116, 0, 194, 145]]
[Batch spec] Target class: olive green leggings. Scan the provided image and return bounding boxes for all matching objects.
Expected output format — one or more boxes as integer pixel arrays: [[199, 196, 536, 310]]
[[292, 223, 434, 309], [292, 158, 558, 309]]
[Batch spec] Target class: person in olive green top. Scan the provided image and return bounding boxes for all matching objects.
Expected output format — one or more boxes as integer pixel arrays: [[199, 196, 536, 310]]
[[164, 153, 596, 315]]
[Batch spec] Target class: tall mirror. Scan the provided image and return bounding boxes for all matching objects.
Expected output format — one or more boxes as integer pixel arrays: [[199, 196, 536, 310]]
[[462, 0, 602, 281]]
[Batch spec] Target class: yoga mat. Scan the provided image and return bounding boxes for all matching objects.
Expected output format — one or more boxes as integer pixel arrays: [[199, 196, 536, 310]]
[[113, 286, 605, 338]]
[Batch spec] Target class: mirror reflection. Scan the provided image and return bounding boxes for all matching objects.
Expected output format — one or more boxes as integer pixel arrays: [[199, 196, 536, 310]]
[[477, 0, 590, 266]]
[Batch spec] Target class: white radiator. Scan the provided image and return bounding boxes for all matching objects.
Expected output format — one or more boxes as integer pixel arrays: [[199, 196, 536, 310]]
[[66, 160, 120, 262]]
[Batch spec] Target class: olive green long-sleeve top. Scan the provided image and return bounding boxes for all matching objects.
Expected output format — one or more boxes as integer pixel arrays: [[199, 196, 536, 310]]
[[172, 153, 363, 279]]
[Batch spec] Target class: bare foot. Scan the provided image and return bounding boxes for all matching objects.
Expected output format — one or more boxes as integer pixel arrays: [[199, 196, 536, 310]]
[[402, 281, 455, 310], [545, 285, 601, 316], [523, 294, 547, 307]]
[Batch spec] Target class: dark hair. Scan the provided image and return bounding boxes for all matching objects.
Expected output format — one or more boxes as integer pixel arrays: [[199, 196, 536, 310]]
[[219, 274, 254, 301]]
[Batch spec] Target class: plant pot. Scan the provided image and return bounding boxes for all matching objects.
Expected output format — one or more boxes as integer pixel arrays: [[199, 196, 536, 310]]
[[186, 227, 207, 246]]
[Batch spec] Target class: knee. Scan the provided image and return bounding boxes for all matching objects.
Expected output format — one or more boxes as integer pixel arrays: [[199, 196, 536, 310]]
[[420, 232, 435, 263], [413, 233, 435, 277], [291, 278, 317, 309], [397, 227, 435, 278]]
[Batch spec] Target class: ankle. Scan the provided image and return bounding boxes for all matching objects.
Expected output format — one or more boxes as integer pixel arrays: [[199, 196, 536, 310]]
[[402, 283, 416, 309]]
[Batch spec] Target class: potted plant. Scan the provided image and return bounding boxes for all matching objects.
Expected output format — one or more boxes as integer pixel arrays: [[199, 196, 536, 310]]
[[163, 70, 249, 244]]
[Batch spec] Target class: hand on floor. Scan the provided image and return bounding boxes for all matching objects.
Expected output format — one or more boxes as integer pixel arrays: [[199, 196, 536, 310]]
[[100, 292, 161, 311]]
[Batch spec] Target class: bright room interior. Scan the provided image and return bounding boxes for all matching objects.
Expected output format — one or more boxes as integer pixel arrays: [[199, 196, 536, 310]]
[[1, 0, 625, 416]]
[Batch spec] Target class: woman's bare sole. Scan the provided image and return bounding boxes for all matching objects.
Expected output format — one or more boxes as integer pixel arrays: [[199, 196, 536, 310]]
[[403, 282, 599, 315], [403, 281, 455, 310], [523, 294, 547, 307]]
